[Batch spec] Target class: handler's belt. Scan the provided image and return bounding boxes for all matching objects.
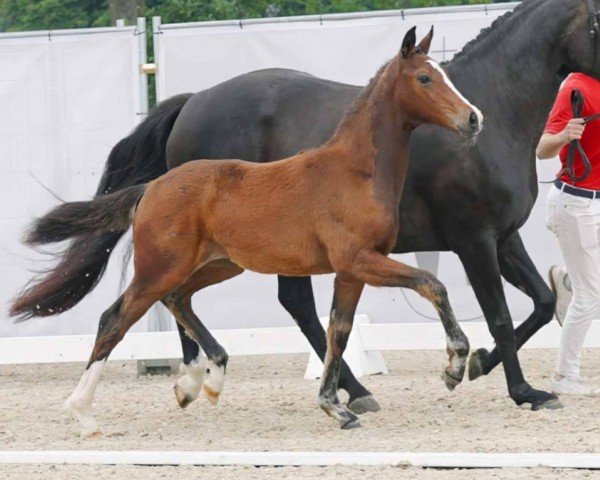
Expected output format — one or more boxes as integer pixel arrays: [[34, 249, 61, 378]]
[[554, 179, 600, 199]]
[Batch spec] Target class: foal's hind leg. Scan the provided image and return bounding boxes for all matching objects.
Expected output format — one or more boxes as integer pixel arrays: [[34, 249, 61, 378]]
[[164, 260, 244, 407], [64, 284, 163, 437], [351, 251, 470, 389], [174, 322, 206, 409]]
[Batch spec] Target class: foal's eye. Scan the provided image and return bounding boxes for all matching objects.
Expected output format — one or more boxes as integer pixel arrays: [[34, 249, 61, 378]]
[[417, 74, 432, 85]]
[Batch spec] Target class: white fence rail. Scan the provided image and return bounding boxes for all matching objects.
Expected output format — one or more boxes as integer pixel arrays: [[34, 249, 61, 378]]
[[1, 318, 599, 366]]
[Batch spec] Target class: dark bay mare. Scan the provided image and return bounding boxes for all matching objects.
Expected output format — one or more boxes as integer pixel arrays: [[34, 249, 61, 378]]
[[11, 0, 599, 412], [13, 29, 481, 436]]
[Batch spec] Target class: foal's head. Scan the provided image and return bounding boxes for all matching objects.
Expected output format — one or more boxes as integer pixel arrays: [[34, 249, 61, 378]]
[[393, 27, 483, 137]]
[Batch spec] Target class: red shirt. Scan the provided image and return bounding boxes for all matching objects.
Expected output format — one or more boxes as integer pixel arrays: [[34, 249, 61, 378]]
[[544, 73, 600, 189]]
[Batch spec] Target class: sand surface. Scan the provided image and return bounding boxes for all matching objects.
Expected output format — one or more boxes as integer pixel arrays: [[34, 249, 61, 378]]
[[0, 349, 598, 478]]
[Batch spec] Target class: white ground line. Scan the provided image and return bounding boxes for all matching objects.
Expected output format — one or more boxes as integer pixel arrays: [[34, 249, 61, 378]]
[[0, 451, 599, 468]]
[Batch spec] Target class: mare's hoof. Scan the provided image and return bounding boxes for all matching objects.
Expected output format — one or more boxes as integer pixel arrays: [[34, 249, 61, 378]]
[[531, 395, 564, 411], [174, 384, 194, 409], [468, 348, 488, 381], [348, 394, 381, 414], [442, 369, 462, 391], [511, 383, 563, 411], [202, 384, 220, 405], [341, 418, 361, 430]]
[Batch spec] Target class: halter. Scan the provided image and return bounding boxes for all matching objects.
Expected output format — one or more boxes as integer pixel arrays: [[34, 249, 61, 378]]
[[587, 0, 600, 71]]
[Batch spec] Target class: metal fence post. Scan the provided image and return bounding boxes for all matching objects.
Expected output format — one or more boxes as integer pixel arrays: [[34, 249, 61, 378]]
[[137, 17, 149, 120], [152, 16, 162, 102], [138, 15, 181, 376]]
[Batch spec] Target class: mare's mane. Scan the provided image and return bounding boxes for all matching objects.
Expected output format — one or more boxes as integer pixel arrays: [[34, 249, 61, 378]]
[[449, 0, 544, 65]]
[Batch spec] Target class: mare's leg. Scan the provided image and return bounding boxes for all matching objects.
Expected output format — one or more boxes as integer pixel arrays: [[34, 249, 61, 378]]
[[165, 260, 244, 407], [453, 237, 561, 410], [350, 251, 470, 389], [469, 232, 555, 380], [64, 282, 165, 437], [318, 277, 364, 429], [277, 275, 379, 414]]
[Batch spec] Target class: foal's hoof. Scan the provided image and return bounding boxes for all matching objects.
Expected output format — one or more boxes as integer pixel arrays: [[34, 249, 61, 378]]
[[468, 348, 488, 381], [442, 369, 462, 391], [341, 418, 361, 430], [202, 384, 220, 405], [174, 384, 194, 409], [348, 395, 381, 415]]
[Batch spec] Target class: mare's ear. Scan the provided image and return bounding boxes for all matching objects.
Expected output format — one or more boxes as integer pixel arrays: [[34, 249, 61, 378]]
[[416, 26, 434, 55], [401, 26, 417, 58]]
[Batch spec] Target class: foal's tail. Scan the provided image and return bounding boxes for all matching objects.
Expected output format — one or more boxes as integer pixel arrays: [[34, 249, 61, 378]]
[[23, 185, 147, 246], [9, 93, 191, 321], [10, 185, 147, 319]]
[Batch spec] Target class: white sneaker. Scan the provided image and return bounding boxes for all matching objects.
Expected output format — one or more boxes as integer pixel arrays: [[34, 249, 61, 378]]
[[548, 265, 572, 326], [551, 375, 600, 396]]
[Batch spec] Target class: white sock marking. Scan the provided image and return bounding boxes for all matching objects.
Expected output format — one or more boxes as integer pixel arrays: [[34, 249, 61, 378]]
[[177, 355, 207, 400], [204, 359, 226, 394], [65, 360, 105, 438]]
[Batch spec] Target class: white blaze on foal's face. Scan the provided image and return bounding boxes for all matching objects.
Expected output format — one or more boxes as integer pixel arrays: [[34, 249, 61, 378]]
[[426, 59, 483, 132]]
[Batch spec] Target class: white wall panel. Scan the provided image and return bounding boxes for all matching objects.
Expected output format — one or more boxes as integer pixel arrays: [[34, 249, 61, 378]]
[[0, 27, 142, 337]]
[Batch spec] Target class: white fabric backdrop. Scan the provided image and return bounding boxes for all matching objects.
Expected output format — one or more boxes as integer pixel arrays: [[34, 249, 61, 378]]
[[151, 3, 565, 332], [2, 4, 564, 339], [0, 28, 142, 337]]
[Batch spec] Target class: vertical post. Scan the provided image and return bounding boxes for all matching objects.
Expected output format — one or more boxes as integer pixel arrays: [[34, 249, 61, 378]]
[[152, 16, 162, 103], [116, 18, 126, 28], [136, 15, 180, 375], [148, 17, 172, 332], [442, 36, 446, 62], [137, 17, 149, 120], [146, 14, 171, 337]]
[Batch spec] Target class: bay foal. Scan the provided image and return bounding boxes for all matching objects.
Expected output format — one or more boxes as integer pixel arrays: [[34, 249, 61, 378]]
[[13, 27, 482, 436]]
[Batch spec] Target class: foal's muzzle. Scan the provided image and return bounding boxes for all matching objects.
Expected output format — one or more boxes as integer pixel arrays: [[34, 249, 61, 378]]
[[458, 110, 483, 137]]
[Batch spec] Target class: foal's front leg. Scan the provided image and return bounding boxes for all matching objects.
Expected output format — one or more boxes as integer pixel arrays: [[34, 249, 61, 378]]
[[352, 251, 470, 389], [318, 277, 364, 429]]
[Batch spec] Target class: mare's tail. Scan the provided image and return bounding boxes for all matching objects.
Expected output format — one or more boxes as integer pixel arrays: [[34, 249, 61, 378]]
[[9, 93, 192, 320]]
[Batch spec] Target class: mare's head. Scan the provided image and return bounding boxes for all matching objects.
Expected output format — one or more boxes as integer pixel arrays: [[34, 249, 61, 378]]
[[561, 0, 600, 78], [393, 27, 483, 137]]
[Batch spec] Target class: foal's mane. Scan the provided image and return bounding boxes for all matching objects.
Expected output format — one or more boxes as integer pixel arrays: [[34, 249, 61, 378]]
[[327, 59, 393, 142], [449, 0, 545, 65]]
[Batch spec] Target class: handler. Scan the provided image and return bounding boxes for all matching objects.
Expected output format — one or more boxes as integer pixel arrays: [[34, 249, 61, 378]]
[[537, 72, 600, 396]]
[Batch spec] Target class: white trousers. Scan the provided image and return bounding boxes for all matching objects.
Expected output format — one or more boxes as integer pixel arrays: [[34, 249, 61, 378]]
[[546, 185, 600, 379]]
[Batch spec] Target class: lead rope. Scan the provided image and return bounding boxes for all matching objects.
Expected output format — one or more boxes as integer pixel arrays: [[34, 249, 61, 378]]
[[540, 88, 599, 184]]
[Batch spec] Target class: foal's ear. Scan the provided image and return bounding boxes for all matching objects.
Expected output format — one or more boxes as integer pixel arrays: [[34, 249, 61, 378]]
[[416, 26, 434, 55], [401, 26, 417, 58]]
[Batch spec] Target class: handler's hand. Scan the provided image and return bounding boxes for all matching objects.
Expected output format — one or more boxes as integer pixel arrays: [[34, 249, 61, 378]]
[[561, 118, 586, 143]]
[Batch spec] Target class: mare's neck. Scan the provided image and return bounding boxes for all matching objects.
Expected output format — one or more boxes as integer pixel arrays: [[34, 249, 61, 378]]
[[330, 61, 412, 207], [446, 1, 576, 144]]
